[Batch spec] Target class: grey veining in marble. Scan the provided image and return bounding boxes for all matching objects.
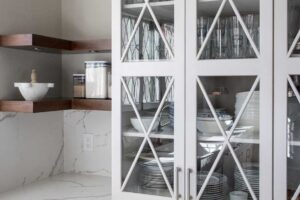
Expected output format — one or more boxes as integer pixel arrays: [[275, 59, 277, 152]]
[[0, 173, 111, 200], [64, 111, 111, 177], [0, 113, 17, 122], [0, 111, 64, 193]]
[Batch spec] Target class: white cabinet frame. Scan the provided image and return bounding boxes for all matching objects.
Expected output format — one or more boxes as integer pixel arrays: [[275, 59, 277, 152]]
[[274, 0, 300, 199], [112, 0, 185, 199]]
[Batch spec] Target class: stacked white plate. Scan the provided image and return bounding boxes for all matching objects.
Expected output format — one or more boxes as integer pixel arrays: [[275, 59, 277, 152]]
[[235, 91, 259, 132], [234, 163, 259, 200], [138, 160, 173, 192], [197, 172, 228, 199]]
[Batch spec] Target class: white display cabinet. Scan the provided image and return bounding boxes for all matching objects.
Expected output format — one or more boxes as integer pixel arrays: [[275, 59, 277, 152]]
[[112, 0, 273, 199], [112, 0, 185, 200]]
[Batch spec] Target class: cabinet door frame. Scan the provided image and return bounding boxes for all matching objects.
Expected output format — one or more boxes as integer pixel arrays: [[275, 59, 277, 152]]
[[274, 0, 300, 199], [112, 0, 186, 199], [185, 0, 273, 199]]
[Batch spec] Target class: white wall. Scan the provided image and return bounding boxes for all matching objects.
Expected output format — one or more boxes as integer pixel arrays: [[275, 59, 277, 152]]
[[0, 112, 64, 193], [61, 0, 111, 40], [0, 0, 64, 193], [61, 0, 112, 177], [61, 0, 112, 98], [0, 0, 62, 99]]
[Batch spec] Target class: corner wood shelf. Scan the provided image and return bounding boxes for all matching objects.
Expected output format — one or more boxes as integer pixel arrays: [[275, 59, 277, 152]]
[[72, 99, 111, 111], [0, 99, 111, 113], [0, 34, 111, 54]]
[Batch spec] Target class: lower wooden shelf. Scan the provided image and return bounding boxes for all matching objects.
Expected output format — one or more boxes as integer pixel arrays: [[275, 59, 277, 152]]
[[72, 99, 111, 111], [0, 99, 112, 113]]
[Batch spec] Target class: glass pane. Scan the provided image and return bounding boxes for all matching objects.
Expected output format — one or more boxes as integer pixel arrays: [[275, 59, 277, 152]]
[[287, 75, 300, 199], [288, 0, 300, 56], [122, 139, 174, 197], [121, 76, 174, 197], [197, 76, 260, 199], [197, 0, 260, 59], [121, 0, 174, 61]]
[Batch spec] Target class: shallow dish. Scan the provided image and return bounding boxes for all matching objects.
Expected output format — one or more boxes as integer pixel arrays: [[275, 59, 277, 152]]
[[130, 116, 159, 133], [197, 116, 232, 134]]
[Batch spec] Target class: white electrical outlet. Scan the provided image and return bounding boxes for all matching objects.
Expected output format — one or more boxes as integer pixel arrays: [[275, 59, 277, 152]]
[[83, 134, 94, 152]]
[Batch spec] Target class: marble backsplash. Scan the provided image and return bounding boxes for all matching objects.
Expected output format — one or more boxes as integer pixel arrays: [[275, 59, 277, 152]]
[[0, 110, 111, 194], [0, 111, 64, 193], [64, 110, 112, 177]]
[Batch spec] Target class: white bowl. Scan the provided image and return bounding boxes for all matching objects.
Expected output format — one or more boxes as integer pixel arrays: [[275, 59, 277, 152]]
[[130, 116, 159, 133], [15, 83, 54, 101], [197, 117, 232, 134]]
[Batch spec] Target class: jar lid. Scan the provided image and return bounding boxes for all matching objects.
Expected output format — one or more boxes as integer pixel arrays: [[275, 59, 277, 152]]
[[73, 74, 85, 77], [85, 61, 111, 68]]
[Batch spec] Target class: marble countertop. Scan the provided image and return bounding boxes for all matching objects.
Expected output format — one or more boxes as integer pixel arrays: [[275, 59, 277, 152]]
[[0, 173, 111, 200]]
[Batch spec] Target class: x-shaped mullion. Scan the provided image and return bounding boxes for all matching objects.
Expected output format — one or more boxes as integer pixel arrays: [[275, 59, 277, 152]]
[[197, 0, 227, 60], [196, 77, 260, 200], [146, 2, 174, 58], [288, 76, 300, 105], [288, 30, 300, 58], [287, 76, 300, 200], [121, 4, 147, 61], [120, 77, 175, 197], [121, 0, 174, 61], [196, 0, 260, 60]]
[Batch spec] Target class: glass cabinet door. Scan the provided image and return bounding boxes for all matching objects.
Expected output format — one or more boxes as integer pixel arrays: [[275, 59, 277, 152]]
[[121, 0, 174, 61], [286, 76, 300, 200], [274, 0, 300, 199], [195, 76, 260, 200], [186, 0, 272, 199], [196, 0, 260, 60], [113, 0, 184, 199], [287, 0, 300, 57], [120, 76, 175, 197]]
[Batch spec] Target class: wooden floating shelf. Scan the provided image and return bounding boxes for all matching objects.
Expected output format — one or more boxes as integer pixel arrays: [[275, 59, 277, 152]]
[[0, 99, 72, 113], [72, 99, 111, 111], [0, 99, 112, 113], [0, 34, 111, 54]]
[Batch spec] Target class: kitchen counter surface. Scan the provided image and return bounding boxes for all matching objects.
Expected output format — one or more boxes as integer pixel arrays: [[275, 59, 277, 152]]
[[0, 173, 111, 200]]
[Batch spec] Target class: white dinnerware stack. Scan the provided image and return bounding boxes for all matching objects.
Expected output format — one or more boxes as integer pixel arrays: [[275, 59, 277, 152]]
[[138, 160, 173, 192], [234, 163, 259, 200], [230, 191, 248, 200], [197, 172, 228, 199], [235, 91, 260, 132]]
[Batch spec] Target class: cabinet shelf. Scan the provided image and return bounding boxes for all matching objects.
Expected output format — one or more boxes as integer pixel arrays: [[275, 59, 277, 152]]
[[198, 0, 259, 15], [123, 127, 174, 139], [288, 136, 300, 146], [198, 130, 260, 144], [123, 1, 174, 21], [0, 99, 112, 113], [0, 34, 111, 54]]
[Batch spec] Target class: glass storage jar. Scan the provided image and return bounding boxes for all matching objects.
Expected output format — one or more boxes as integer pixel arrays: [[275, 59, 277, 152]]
[[85, 61, 111, 99], [73, 74, 85, 98]]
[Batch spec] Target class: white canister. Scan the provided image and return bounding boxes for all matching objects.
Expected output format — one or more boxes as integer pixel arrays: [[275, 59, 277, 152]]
[[85, 61, 111, 99], [107, 70, 112, 99]]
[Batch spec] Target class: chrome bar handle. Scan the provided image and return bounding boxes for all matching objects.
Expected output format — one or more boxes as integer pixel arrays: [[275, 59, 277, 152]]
[[174, 167, 182, 199], [186, 168, 192, 200]]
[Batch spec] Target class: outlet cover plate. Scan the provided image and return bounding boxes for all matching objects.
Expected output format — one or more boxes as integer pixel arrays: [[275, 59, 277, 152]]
[[82, 134, 94, 152]]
